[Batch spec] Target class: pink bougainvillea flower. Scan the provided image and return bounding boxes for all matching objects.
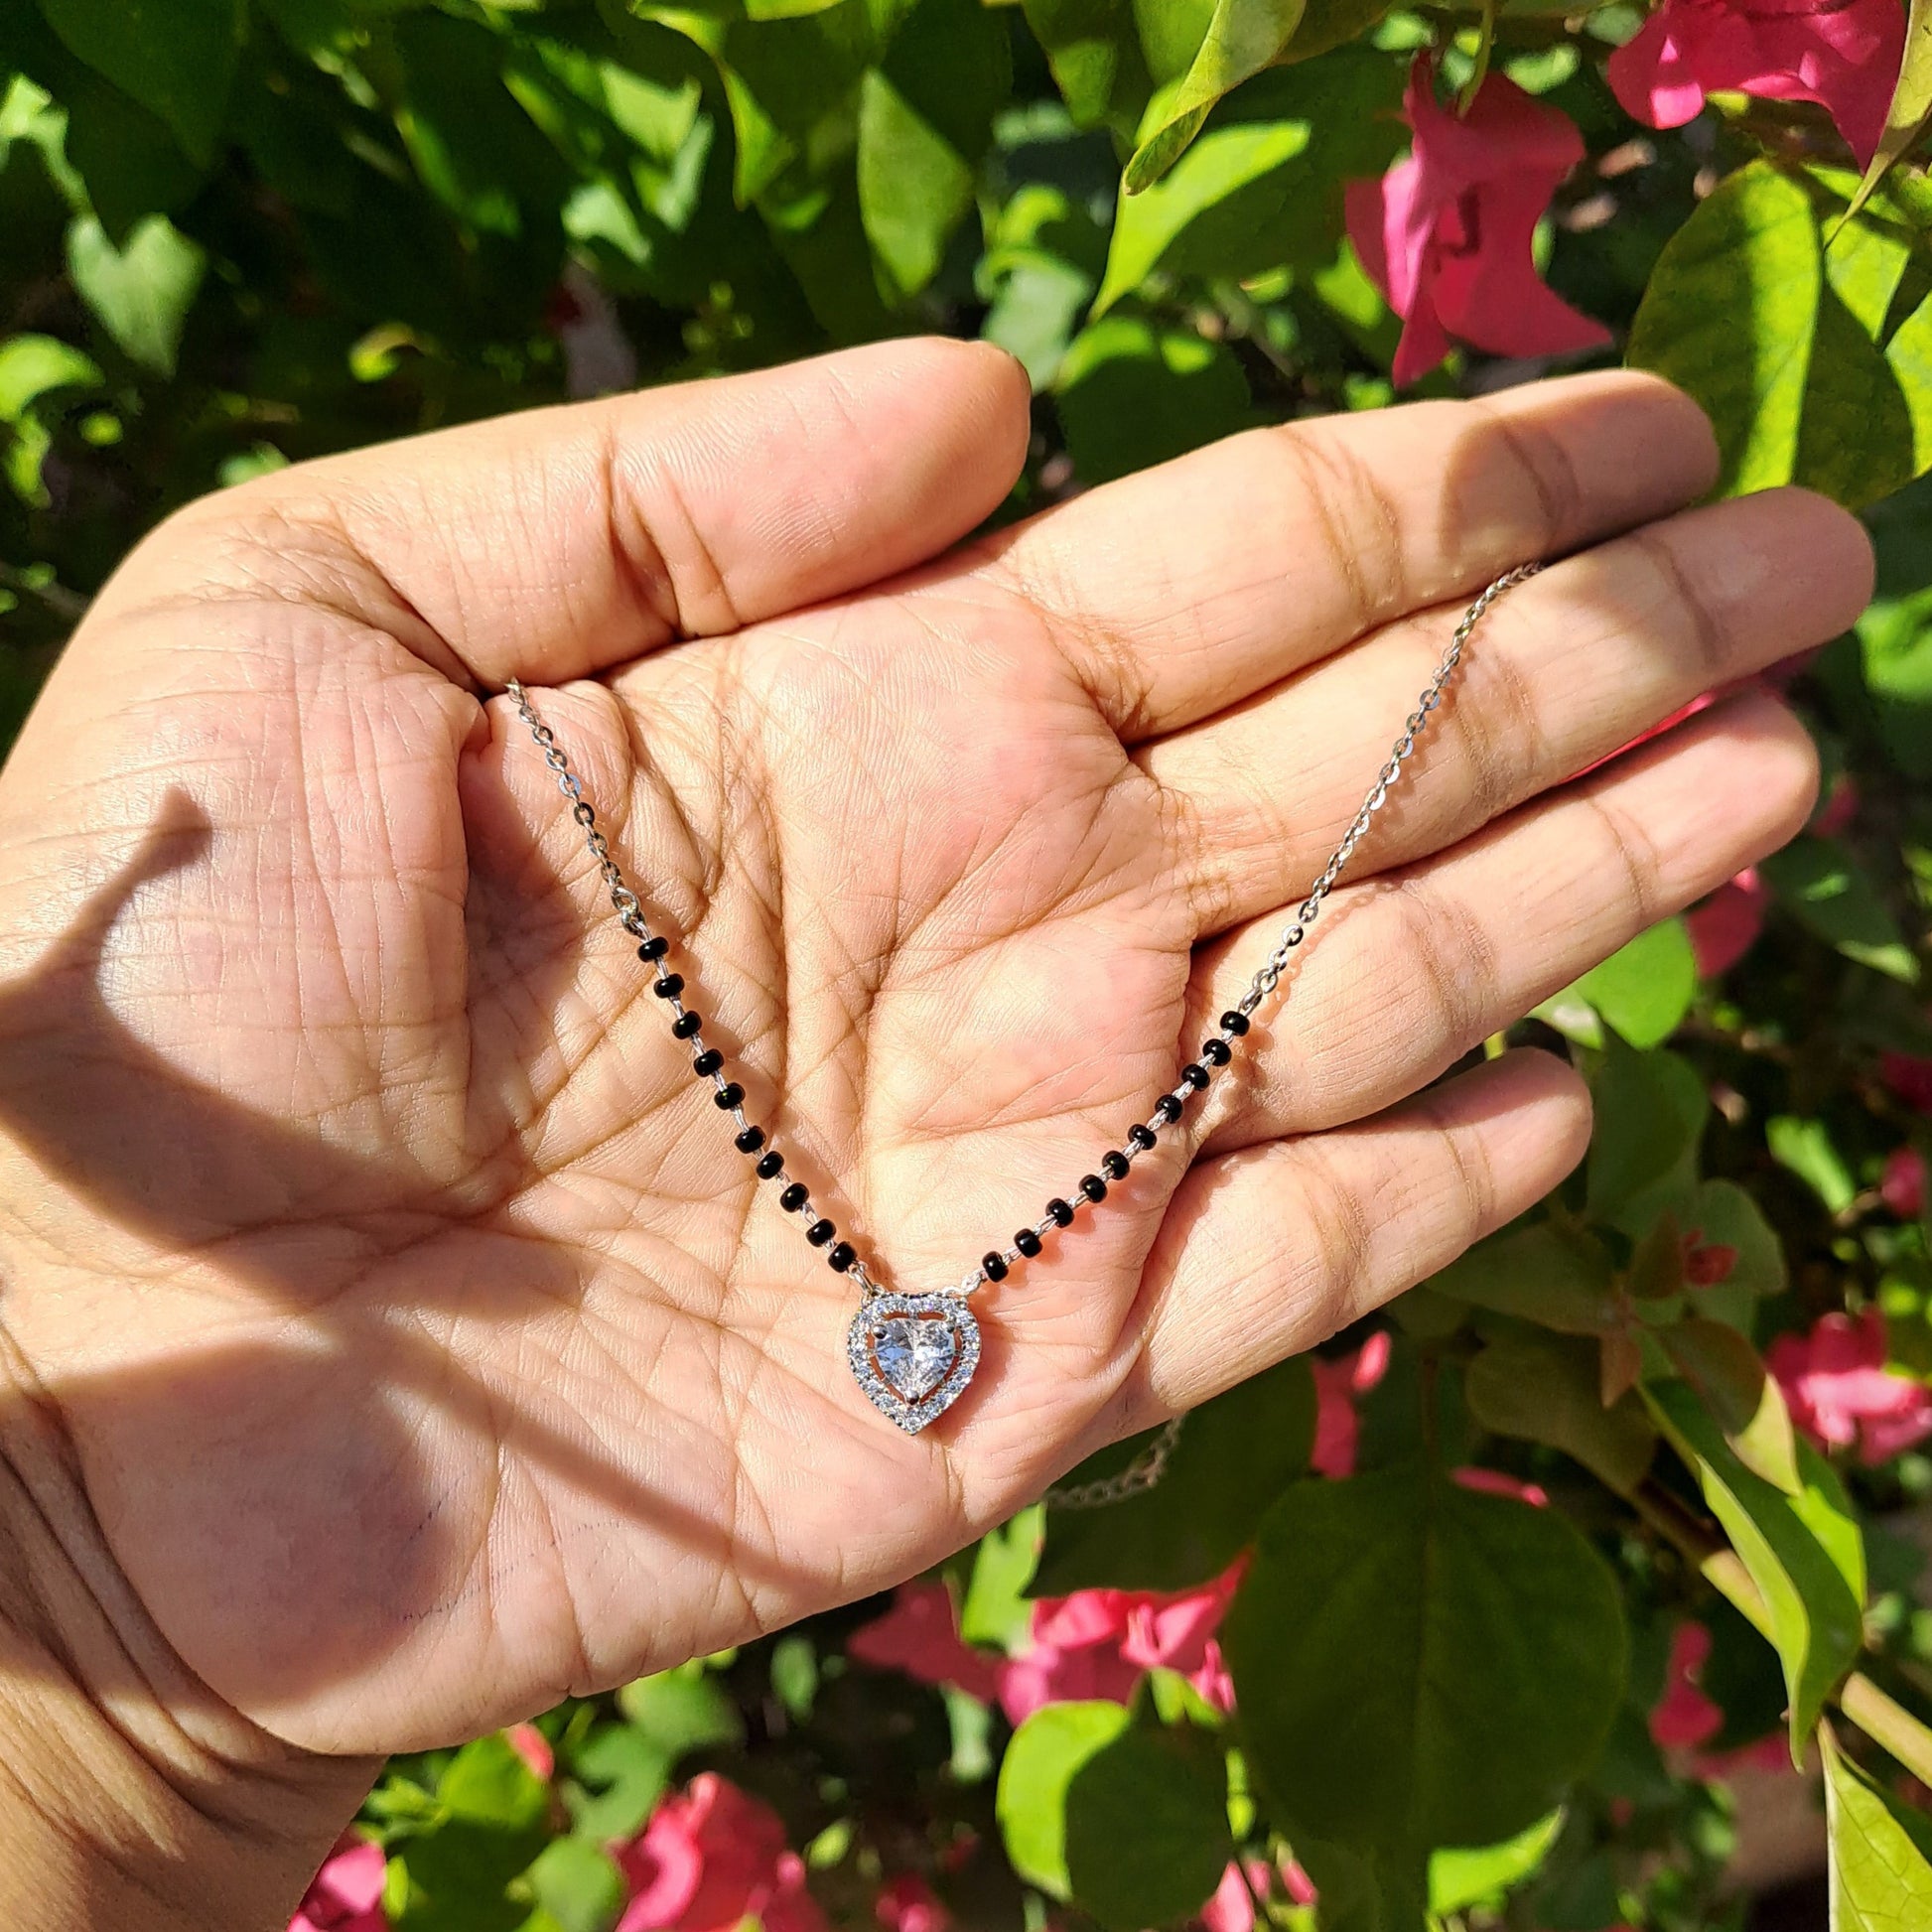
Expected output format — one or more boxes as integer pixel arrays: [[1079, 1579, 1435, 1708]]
[[1682, 1226, 1739, 1287], [505, 1723, 554, 1781], [290, 1836, 388, 1932], [1001, 1563, 1246, 1724], [1199, 1856, 1318, 1932], [1346, 59, 1610, 385], [847, 1581, 1007, 1705], [1607, 0, 1905, 169], [615, 1774, 827, 1932], [1310, 1329, 1392, 1478], [1649, 1620, 1725, 1750], [1687, 867, 1769, 979], [877, 1873, 949, 1932], [1884, 1050, 1932, 1114], [1451, 1466, 1551, 1507], [1767, 1309, 1932, 1464], [1884, 1147, 1927, 1218]]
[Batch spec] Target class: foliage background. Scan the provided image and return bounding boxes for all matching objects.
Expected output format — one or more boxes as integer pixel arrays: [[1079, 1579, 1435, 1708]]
[[8, 1, 1932, 1929]]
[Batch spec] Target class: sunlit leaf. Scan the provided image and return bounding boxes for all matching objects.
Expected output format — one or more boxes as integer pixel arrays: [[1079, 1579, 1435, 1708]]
[[1122, 0, 1307, 193], [66, 211, 205, 375], [1648, 1380, 1865, 1753]]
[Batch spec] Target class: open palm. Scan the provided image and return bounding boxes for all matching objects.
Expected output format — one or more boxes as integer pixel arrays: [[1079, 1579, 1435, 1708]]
[[0, 340, 1869, 1759]]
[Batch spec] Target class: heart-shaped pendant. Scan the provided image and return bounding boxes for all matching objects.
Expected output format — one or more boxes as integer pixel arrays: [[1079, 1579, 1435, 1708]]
[[847, 1292, 982, 1434]]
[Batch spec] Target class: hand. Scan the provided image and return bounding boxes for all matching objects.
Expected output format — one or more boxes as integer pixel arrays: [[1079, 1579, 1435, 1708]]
[[0, 342, 1868, 1785]]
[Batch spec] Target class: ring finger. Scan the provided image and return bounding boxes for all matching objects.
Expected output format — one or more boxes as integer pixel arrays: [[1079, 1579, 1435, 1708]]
[[1183, 688, 1817, 1157]]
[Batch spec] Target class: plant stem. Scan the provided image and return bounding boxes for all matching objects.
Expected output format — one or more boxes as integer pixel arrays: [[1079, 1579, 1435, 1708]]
[[1840, 1673, 1932, 1788]]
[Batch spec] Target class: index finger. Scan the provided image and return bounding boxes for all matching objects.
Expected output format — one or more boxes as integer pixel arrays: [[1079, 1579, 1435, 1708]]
[[969, 369, 1719, 743]]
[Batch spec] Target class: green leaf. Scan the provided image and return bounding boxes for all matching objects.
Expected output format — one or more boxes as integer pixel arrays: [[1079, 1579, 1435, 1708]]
[[1647, 1379, 1865, 1752], [1122, 0, 1306, 193], [1093, 49, 1401, 315], [1858, 587, 1932, 781], [1659, 1319, 1802, 1494], [1020, 0, 1154, 131], [856, 0, 1008, 296], [1768, 1113, 1859, 1216], [1429, 1808, 1565, 1918], [1626, 161, 1932, 509], [960, 1505, 1040, 1647], [440, 1733, 551, 1829], [393, 1735, 552, 1932], [61, 72, 205, 241], [769, 1633, 817, 1720], [0, 333, 99, 420], [616, 1660, 744, 1757], [1565, 918, 1698, 1050], [562, 1724, 669, 1842], [1760, 836, 1919, 982], [1224, 1469, 1626, 1859], [664, 3, 877, 207], [65, 211, 205, 375], [1585, 1039, 1708, 1235], [1465, 1329, 1657, 1494], [1430, 1220, 1620, 1336], [527, 1839, 626, 1932], [1845, 0, 1932, 222], [394, 12, 571, 242], [998, 1701, 1132, 1896], [1035, 1356, 1312, 1593], [1053, 313, 1250, 483], [35, 0, 240, 165], [856, 70, 970, 294], [1063, 1722, 1233, 1929], [1823, 1723, 1932, 1927]]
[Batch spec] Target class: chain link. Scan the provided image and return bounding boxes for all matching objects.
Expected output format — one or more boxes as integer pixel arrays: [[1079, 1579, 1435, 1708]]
[[1044, 562, 1540, 1510], [1044, 1414, 1184, 1510]]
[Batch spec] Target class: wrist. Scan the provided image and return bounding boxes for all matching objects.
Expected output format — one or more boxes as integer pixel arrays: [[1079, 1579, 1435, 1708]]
[[0, 1321, 375, 1932]]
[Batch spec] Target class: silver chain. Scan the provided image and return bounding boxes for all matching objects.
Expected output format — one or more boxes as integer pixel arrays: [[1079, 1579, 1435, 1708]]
[[505, 564, 1539, 1501], [1043, 563, 1539, 1509]]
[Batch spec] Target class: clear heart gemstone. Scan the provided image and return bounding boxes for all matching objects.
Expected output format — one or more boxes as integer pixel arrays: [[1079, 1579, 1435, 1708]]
[[873, 1314, 957, 1402]]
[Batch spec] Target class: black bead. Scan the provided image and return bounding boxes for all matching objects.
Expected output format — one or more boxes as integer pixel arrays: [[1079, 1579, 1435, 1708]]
[[1046, 1197, 1074, 1228], [780, 1182, 809, 1212], [1221, 1010, 1250, 1036], [1101, 1151, 1130, 1180], [693, 1048, 724, 1077], [1181, 1062, 1210, 1091], [735, 1125, 765, 1154], [1015, 1228, 1042, 1258], [653, 973, 684, 1000], [1154, 1094, 1183, 1124], [1128, 1123, 1158, 1152], [828, 1241, 857, 1273], [806, 1218, 835, 1247], [672, 1010, 703, 1039], [638, 936, 669, 962], [982, 1251, 1009, 1283], [756, 1151, 784, 1179], [1201, 1037, 1232, 1067], [1079, 1173, 1107, 1203], [715, 1082, 746, 1110]]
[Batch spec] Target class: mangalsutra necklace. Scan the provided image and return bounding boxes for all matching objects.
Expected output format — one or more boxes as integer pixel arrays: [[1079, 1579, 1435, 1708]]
[[504, 564, 1538, 1440]]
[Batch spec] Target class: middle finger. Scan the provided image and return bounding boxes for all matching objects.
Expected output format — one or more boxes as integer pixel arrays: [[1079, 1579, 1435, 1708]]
[[1143, 485, 1871, 939]]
